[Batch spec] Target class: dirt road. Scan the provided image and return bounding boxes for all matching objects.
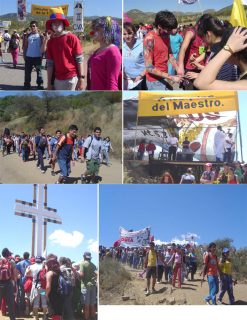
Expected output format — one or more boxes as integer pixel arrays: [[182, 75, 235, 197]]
[[101, 264, 247, 305], [0, 152, 122, 184]]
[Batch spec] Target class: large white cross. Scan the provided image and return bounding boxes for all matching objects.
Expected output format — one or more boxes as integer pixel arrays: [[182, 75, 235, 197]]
[[14, 184, 62, 257]]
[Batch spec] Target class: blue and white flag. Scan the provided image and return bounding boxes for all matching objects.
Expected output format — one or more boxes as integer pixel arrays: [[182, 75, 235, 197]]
[[178, 0, 199, 4]]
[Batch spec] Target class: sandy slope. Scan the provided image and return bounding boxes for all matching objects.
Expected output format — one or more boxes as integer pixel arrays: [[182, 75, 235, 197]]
[[0, 152, 122, 184], [100, 265, 247, 305]]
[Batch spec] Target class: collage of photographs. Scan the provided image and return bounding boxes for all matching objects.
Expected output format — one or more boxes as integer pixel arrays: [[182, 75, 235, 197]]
[[0, 0, 246, 320]]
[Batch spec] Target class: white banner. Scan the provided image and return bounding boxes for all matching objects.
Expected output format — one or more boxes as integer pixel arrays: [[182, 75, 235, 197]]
[[73, 0, 84, 33], [17, 0, 27, 21], [119, 227, 151, 247]]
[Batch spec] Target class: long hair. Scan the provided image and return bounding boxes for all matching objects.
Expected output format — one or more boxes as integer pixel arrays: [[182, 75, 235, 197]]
[[92, 16, 121, 47]]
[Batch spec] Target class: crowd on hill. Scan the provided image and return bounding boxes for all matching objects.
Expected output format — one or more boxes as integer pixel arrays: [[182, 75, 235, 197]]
[[100, 241, 237, 305], [0, 248, 97, 320], [1, 125, 114, 184]]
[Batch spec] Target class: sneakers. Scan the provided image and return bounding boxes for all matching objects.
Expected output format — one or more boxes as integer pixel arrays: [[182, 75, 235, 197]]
[[217, 299, 222, 305], [37, 85, 44, 90], [151, 287, 157, 293], [145, 290, 150, 296], [51, 170, 55, 176], [41, 170, 45, 173]]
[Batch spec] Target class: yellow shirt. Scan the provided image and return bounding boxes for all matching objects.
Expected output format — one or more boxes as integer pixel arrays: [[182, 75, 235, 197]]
[[147, 250, 157, 267], [219, 259, 232, 275]]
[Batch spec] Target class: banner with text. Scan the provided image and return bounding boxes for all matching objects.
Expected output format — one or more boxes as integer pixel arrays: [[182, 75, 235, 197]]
[[17, 0, 27, 21], [119, 227, 151, 247], [73, 0, 84, 32], [138, 91, 238, 117], [31, 4, 69, 17]]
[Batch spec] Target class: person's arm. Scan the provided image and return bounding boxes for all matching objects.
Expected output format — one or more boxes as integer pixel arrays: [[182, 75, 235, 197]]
[[177, 30, 195, 75], [41, 33, 50, 55], [194, 27, 247, 90], [73, 36, 85, 90], [52, 136, 65, 161], [46, 270, 53, 298], [179, 176, 184, 184], [47, 62, 54, 90], [105, 46, 122, 90], [143, 34, 181, 83]]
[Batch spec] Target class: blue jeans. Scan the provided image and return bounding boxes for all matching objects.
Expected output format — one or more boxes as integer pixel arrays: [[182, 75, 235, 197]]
[[103, 149, 110, 165], [57, 158, 71, 177], [219, 274, 234, 304], [146, 79, 170, 90], [205, 275, 219, 305]]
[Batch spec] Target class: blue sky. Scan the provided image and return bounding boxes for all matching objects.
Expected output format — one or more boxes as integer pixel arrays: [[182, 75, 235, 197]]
[[0, 184, 98, 265], [0, 91, 85, 98], [124, 91, 247, 162], [124, 0, 234, 12], [0, 0, 122, 18], [99, 184, 247, 248]]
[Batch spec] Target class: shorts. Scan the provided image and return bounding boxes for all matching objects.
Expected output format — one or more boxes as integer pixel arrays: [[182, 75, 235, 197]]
[[57, 158, 71, 177], [86, 159, 100, 175], [54, 76, 77, 90], [81, 285, 97, 305], [146, 266, 157, 279], [33, 288, 47, 308]]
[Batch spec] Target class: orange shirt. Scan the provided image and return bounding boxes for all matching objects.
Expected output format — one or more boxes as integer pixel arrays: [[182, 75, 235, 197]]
[[204, 253, 218, 276]]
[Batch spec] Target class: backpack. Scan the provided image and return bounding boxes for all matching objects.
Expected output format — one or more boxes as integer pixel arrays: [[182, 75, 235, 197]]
[[57, 274, 69, 296], [24, 276, 32, 293], [0, 258, 12, 281], [9, 38, 19, 49], [60, 267, 75, 289], [83, 135, 93, 158], [35, 268, 46, 290], [36, 135, 47, 149]]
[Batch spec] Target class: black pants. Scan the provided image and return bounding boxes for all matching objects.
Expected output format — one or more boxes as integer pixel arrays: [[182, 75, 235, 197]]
[[0, 280, 16, 320], [168, 146, 177, 161], [157, 265, 164, 282], [37, 148, 45, 170], [24, 56, 43, 87]]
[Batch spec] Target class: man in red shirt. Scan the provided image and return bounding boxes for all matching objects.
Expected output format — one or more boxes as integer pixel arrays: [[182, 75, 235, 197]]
[[143, 11, 182, 90], [45, 7, 84, 90]]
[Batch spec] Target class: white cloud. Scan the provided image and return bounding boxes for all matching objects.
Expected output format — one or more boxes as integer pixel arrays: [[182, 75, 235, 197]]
[[49, 230, 84, 248], [87, 239, 98, 253]]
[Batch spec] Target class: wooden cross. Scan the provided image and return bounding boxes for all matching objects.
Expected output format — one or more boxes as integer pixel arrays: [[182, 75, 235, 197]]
[[14, 184, 62, 257]]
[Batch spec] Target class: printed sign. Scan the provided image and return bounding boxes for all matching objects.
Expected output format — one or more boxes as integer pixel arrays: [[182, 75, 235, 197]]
[[17, 0, 27, 21], [119, 227, 151, 247], [31, 4, 69, 17], [73, 0, 84, 33]]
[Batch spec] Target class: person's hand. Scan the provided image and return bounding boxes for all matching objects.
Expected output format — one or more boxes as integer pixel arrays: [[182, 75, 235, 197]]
[[176, 66, 185, 76], [226, 27, 247, 53], [134, 75, 143, 82], [76, 78, 84, 90], [189, 53, 197, 62], [186, 71, 198, 80], [170, 75, 183, 83]]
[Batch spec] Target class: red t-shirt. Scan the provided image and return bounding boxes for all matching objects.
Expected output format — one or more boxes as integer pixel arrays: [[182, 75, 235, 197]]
[[204, 253, 218, 276], [144, 31, 170, 82], [184, 28, 205, 71], [46, 33, 83, 80]]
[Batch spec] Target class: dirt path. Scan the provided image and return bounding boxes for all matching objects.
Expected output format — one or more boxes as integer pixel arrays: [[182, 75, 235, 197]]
[[0, 51, 88, 90], [101, 264, 247, 305], [0, 152, 122, 184]]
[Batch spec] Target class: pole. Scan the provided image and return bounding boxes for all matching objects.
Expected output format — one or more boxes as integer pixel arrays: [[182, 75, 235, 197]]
[[32, 217, 36, 257], [33, 184, 37, 204], [44, 184, 47, 207], [237, 110, 244, 162], [43, 220, 47, 253]]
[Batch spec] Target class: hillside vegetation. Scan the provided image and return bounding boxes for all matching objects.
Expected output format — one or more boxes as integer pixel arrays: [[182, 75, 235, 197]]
[[0, 92, 122, 158], [126, 5, 247, 24]]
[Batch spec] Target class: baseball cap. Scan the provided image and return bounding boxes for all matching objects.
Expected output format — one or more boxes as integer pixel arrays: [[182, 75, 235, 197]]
[[222, 248, 230, 254], [35, 256, 44, 263], [83, 252, 92, 259]]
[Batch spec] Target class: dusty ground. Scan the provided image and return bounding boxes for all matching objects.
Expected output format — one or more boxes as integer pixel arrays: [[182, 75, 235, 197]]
[[0, 152, 122, 184], [100, 264, 247, 305]]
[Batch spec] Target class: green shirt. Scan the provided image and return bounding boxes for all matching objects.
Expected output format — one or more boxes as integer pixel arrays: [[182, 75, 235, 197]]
[[80, 260, 97, 288]]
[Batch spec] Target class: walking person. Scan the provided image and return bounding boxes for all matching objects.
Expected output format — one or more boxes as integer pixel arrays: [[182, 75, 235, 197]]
[[34, 127, 48, 173], [102, 137, 113, 166], [218, 248, 236, 305], [201, 242, 220, 305], [81, 127, 103, 183], [8, 33, 20, 68], [48, 130, 62, 176], [23, 21, 44, 90], [144, 242, 158, 296]]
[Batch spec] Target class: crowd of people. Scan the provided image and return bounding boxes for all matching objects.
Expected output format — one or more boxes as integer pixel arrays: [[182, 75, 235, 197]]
[[0, 248, 97, 320], [1, 126, 113, 184], [123, 11, 247, 90], [0, 7, 122, 91], [100, 241, 237, 305]]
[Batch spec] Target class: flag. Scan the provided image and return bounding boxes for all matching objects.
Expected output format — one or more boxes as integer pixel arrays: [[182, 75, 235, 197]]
[[17, 0, 27, 21], [178, 0, 199, 4], [230, 0, 247, 27]]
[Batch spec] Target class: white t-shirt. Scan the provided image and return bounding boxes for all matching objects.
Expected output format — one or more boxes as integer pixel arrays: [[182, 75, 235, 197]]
[[168, 137, 178, 146], [26, 263, 43, 283]]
